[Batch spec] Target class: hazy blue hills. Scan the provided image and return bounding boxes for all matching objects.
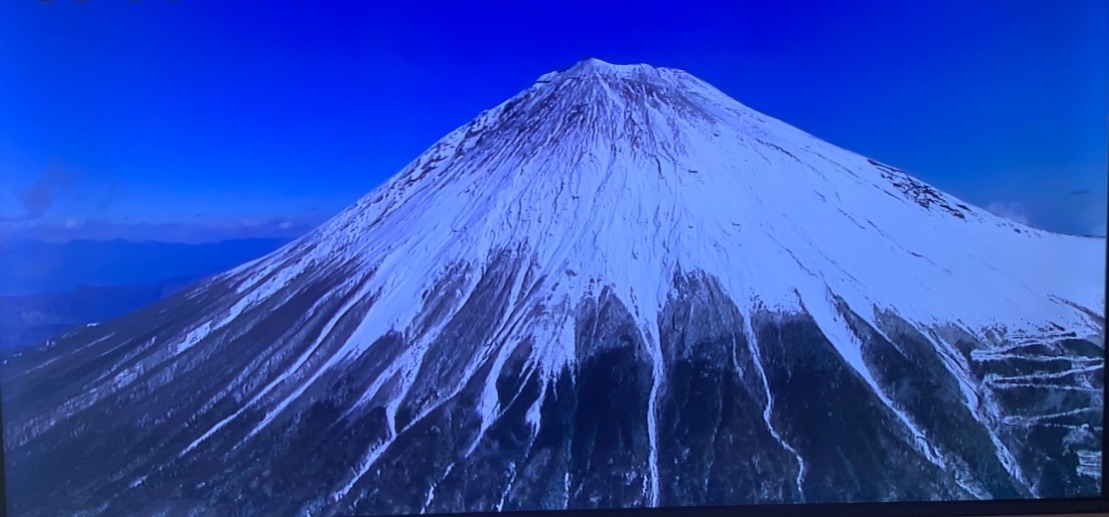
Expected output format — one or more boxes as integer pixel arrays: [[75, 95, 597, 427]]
[[0, 280, 192, 349], [0, 238, 289, 349], [0, 238, 288, 295]]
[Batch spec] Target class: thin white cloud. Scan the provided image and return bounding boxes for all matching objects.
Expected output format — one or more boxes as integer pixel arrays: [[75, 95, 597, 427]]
[[1067, 189, 1108, 237], [1085, 205, 1107, 237], [985, 201, 1031, 226]]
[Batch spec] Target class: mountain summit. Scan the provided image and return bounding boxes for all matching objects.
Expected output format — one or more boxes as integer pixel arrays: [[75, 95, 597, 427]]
[[4, 60, 1104, 515]]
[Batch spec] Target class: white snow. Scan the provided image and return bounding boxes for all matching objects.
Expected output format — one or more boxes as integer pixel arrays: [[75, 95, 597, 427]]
[[740, 305, 807, 496], [644, 328, 663, 507], [1077, 450, 1101, 479]]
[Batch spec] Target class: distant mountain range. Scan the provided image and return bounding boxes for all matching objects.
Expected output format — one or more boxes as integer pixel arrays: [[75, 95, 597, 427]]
[[0, 279, 200, 350], [0, 238, 289, 295], [0, 238, 289, 349]]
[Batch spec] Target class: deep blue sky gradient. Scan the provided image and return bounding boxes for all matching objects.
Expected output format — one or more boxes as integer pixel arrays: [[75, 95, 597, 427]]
[[1, 0, 1106, 241]]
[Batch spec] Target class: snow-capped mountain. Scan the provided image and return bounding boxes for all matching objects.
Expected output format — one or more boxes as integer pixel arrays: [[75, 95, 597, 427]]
[[3, 58, 1104, 516]]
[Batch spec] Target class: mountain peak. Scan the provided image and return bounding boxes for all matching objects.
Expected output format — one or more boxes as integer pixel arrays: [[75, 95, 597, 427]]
[[500, 61, 739, 148], [535, 59, 676, 87], [574, 57, 617, 69], [568, 57, 644, 74]]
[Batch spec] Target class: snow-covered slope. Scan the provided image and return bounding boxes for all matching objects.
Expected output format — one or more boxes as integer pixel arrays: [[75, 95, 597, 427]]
[[3, 58, 1104, 516]]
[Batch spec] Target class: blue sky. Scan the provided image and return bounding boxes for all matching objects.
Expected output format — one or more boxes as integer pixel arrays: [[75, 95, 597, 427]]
[[0, 0, 1105, 242]]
